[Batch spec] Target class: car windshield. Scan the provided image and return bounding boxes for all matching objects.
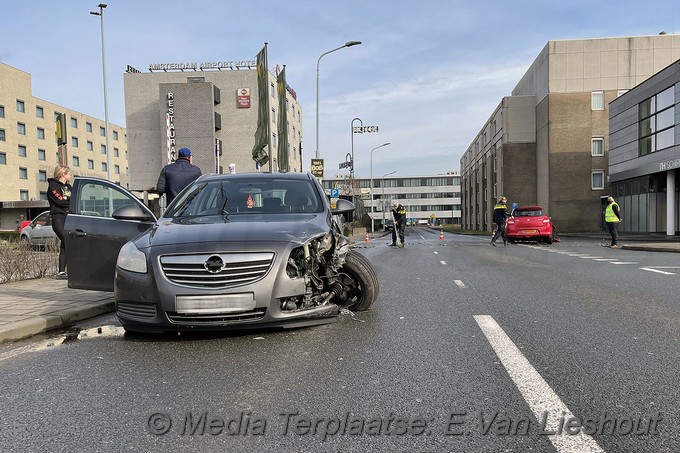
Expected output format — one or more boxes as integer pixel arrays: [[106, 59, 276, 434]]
[[165, 176, 322, 218]]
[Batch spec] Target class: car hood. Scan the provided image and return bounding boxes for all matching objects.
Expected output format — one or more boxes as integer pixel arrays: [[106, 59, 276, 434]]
[[144, 213, 331, 247]]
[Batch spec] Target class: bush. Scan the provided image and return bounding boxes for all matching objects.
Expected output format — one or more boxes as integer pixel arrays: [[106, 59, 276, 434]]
[[0, 237, 59, 284]]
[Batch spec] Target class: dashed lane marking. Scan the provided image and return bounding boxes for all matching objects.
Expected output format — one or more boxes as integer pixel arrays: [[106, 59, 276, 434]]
[[440, 260, 447, 265], [454, 280, 465, 288], [640, 267, 677, 275], [474, 315, 604, 453], [609, 261, 638, 265]]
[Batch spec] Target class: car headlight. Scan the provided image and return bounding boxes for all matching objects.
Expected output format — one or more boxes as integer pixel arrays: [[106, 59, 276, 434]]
[[117, 241, 147, 274]]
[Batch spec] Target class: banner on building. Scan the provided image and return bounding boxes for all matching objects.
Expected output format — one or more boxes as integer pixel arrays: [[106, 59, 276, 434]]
[[251, 44, 270, 168], [276, 66, 289, 172]]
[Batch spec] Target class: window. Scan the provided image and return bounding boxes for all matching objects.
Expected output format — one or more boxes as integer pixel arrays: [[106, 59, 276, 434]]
[[20, 190, 29, 201], [71, 117, 78, 128], [0, 129, 4, 141], [639, 86, 675, 156], [270, 83, 275, 97], [591, 170, 605, 190], [88, 159, 94, 169], [72, 137, 79, 148], [16, 100, 25, 113], [591, 138, 604, 156], [113, 130, 118, 140], [0, 152, 6, 164], [36, 106, 44, 118], [86, 122, 93, 132], [19, 167, 28, 179], [102, 162, 108, 172], [100, 126, 106, 136], [37, 127, 45, 139], [76, 180, 138, 218], [38, 149, 46, 161], [591, 91, 604, 110], [39, 170, 47, 181], [272, 108, 276, 123], [0, 105, 4, 117], [40, 191, 47, 201], [18, 145, 27, 157], [17, 123, 26, 135], [114, 164, 120, 174], [101, 144, 107, 154], [114, 147, 119, 157], [87, 141, 93, 151], [72, 156, 80, 167]]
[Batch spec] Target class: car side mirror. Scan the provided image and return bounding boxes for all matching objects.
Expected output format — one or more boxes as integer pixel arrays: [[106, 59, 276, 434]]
[[112, 204, 155, 222], [331, 198, 356, 215]]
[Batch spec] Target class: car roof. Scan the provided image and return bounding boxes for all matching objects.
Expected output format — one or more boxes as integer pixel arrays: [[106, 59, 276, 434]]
[[196, 172, 315, 183]]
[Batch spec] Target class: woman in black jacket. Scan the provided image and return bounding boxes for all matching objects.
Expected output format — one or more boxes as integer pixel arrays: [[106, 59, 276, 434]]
[[47, 165, 72, 279]]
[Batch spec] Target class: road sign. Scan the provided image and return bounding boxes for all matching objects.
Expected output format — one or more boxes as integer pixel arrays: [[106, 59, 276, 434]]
[[330, 189, 339, 198]]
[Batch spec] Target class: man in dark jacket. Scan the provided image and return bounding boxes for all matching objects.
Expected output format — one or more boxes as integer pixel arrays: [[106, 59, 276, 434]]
[[491, 196, 511, 246], [156, 148, 202, 204]]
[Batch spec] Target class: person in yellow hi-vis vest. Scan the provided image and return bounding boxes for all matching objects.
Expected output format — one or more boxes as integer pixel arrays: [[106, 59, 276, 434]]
[[604, 195, 622, 248]]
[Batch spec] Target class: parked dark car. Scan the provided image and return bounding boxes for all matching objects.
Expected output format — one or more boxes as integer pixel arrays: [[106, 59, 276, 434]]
[[64, 173, 379, 334], [505, 205, 554, 244], [19, 211, 57, 247], [384, 219, 394, 232]]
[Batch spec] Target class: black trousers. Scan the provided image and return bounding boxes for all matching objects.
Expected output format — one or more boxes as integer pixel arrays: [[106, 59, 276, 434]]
[[52, 214, 67, 272], [491, 221, 506, 243], [607, 221, 618, 246]]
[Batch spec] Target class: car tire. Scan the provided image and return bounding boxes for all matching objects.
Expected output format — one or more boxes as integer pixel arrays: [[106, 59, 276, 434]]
[[339, 250, 379, 311], [546, 235, 553, 245]]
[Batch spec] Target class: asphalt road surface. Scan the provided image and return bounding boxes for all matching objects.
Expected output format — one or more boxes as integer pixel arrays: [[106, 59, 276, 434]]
[[1, 227, 679, 452]]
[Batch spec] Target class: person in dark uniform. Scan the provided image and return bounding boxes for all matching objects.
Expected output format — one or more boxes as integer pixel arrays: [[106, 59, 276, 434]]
[[390, 200, 407, 247], [491, 196, 511, 246], [156, 148, 202, 204], [47, 164, 73, 279]]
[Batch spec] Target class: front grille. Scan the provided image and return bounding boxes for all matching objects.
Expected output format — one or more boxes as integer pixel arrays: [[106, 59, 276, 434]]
[[117, 301, 157, 319], [160, 252, 274, 289], [166, 308, 266, 325]]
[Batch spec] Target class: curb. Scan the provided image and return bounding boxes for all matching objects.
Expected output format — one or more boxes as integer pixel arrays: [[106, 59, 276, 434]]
[[0, 300, 115, 344], [621, 245, 680, 253]]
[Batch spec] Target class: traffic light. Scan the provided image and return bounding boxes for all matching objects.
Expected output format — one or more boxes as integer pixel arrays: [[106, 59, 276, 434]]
[[55, 113, 67, 146]]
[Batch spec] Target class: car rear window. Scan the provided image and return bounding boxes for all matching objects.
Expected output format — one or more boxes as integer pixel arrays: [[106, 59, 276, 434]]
[[514, 209, 544, 217]]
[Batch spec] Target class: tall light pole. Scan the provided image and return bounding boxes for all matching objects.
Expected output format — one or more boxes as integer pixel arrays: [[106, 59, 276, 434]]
[[90, 3, 111, 181], [381, 170, 396, 230], [315, 41, 362, 159], [350, 117, 362, 204], [369, 142, 391, 235]]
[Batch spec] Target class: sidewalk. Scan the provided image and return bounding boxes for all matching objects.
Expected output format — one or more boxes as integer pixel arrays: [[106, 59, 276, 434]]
[[0, 278, 113, 343], [0, 232, 676, 344]]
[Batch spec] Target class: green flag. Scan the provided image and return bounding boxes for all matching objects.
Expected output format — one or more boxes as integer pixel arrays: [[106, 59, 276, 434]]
[[276, 66, 289, 172], [252, 45, 270, 167]]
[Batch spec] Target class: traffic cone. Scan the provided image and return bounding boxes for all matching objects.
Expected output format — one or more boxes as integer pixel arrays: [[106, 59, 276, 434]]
[[364, 232, 370, 243], [439, 229, 444, 240]]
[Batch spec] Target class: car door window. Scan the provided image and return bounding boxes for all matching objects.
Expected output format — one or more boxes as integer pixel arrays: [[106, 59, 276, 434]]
[[76, 182, 138, 218]]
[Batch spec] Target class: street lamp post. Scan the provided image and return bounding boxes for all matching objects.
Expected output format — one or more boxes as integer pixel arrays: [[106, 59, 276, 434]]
[[350, 117, 362, 205], [381, 170, 396, 230], [315, 41, 362, 159], [90, 3, 111, 181], [369, 142, 391, 235]]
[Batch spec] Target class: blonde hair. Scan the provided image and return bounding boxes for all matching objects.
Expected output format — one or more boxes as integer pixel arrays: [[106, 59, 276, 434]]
[[54, 164, 71, 179]]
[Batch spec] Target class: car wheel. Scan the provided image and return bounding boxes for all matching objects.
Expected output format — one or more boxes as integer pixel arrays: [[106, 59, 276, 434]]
[[19, 235, 32, 248], [546, 235, 553, 245], [338, 250, 379, 311]]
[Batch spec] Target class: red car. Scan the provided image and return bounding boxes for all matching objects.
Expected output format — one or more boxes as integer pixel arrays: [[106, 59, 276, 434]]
[[505, 206, 554, 244]]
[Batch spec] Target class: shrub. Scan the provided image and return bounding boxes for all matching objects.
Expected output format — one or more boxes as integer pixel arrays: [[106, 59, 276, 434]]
[[0, 237, 59, 284]]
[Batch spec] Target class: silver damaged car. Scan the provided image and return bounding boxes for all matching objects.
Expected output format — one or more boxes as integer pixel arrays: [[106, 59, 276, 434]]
[[64, 172, 379, 333]]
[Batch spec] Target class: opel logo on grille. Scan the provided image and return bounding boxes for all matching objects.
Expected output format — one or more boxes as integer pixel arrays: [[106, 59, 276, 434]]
[[204, 255, 224, 273]]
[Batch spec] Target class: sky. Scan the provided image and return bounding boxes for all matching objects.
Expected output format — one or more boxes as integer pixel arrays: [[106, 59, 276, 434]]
[[2, 0, 680, 178]]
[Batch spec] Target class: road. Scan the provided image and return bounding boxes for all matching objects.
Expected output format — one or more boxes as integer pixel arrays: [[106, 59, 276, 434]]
[[1, 227, 679, 452]]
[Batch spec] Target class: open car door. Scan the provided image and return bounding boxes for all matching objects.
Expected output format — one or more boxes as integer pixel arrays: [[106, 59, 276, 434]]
[[64, 177, 157, 291]]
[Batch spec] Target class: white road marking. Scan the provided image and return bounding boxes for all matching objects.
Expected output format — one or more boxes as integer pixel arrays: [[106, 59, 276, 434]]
[[474, 315, 604, 453], [609, 261, 637, 265], [440, 260, 447, 265], [640, 267, 677, 275], [453, 280, 465, 288], [433, 251, 439, 255], [593, 258, 617, 261], [579, 256, 602, 259]]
